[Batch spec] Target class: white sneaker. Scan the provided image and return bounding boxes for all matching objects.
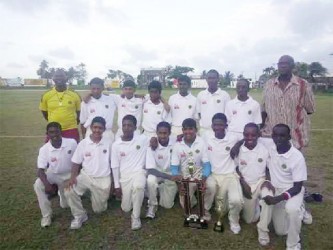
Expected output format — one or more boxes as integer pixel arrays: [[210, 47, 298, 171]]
[[202, 210, 211, 221], [41, 216, 52, 227], [302, 209, 313, 225], [230, 223, 241, 234], [131, 217, 142, 230], [257, 228, 270, 246], [70, 214, 88, 230], [146, 205, 156, 219], [286, 242, 301, 250]]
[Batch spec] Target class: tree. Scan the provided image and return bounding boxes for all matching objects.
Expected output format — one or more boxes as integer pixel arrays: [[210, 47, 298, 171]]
[[107, 69, 134, 82], [219, 71, 234, 87], [166, 66, 194, 79], [308, 62, 327, 80], [75, 63, 87, 85], [200, 70, 207, 79], [66, 67, 78, 85], [36, 60, 50, 79], [294, 62, 309, 78]]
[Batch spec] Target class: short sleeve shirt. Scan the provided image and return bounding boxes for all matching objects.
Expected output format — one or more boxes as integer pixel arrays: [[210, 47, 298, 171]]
[[168, 92, 197, 127], [142, 99, 171, 133]]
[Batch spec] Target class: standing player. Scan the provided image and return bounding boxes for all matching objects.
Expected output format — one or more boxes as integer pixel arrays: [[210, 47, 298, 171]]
[[111, 115, 148, 230], [145, 122, 177, 219], [114, 80, 144, 138], [142, 80, 171, 139], [80, 77, 117, 141], [65, 117, 112, 229], [235, 123, 274, 246], [171, 118, 211, 208], [196, 69, 230, 137], [168, 75, 197, 136], [33, 122, 77, 227], [204, 113, 243, 234], [225, 79, 262, 141], [263, 124, 308, 250], [39, 69, 81, 142]]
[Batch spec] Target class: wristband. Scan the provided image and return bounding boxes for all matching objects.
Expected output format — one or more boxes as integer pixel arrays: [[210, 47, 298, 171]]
[[283, 192, 291, 200]]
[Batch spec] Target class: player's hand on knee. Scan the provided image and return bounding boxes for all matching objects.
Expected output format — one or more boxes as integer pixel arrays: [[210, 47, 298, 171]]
[[261, 180, 275, 195], [68, 177, 77, 189]]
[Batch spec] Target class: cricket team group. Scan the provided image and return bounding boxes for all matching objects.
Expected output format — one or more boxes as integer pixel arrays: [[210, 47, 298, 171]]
[[34, 55, 315, 250]]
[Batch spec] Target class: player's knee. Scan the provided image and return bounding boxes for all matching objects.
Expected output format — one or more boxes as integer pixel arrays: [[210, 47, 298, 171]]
[[33, 178, 44, 191], [285, 203, 301, 215], [147, 175, 158, 187]]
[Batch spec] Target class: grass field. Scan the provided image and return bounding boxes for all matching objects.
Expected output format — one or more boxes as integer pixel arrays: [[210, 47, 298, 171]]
[[0, 88, 332, 249]]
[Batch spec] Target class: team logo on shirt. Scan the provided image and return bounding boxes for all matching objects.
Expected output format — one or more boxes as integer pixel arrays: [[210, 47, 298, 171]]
[[120, 152, 126, 157], [225, 146, 231, 151], [217, 99, 221, 103], [158, 154, 163, 159], [144, 109, 148, 113], [195, 149, 200, 154], [105, 105, 109, 109], [188, 152, 193, 156], [51, 157, 57, 162], [103, 149, 107, 153], [174, 104, 180, 109], [281, 164, 287, 169], [258, 158, 263, 163], [135, 105, 139, 109], [157, 111, 161, 115], [202, 100, 207, 104], [180, 152, 186, 158], [208, 146, 212, 151], [67, 150, 72, 154], [188, 105, 192, 109], [232, 110, 237, 115], [240, 159, 247, 165], [248, 110, 252, 115], [68, 101, 72, 104], [136, 145, 141, 150], [85, 152, 91, 157], [90, 109, 95, 113]]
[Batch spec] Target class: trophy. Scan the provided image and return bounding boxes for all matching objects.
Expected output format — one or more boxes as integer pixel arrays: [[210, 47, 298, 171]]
[[213, 197, 225, 232], [181, 152, 208, 229]]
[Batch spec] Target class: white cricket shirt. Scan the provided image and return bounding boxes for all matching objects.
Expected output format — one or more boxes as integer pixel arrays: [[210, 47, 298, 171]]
[[142, 99, 171, 133], [168, 92, 197, 127]]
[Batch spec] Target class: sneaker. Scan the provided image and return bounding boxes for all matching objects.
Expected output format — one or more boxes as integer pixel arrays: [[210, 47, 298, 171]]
[[230, 223, 241, 234], [41, 216, 52, 227], [302, 209, 313, 225], [257, 228, 270, 246], [70, 214, 88, 230], [131, 217, 142, 230], [146, 205, 156, 219], [286, 242, 301, 250], [202, 210, 211, 221]]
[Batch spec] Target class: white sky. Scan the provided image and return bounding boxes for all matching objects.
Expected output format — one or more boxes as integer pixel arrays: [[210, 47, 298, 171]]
[[1, 0, 333, 80]]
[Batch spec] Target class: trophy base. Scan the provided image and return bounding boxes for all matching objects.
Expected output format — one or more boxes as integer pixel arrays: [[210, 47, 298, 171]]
[[184, 216, 208, 229], [213, 222, 224, 233]]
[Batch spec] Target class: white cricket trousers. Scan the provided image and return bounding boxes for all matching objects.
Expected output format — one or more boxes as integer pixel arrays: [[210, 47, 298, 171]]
[[120, 171, 146, 219], [64, 170, 111, 217], [86, 127, 115, 143], [147, 175, 178, 209], [270, 187, 305, 249], [33, 171, 71, 218], [241, 178, 274, 233], [204, 173, 243, 225]]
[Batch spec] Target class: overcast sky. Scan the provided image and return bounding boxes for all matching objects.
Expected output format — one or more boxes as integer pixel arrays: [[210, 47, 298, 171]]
[[1, 0, 332, 80]]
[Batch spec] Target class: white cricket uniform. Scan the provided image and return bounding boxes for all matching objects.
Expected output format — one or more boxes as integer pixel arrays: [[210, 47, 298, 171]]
[[168, 92, 197, 136], [65, 137, 112, 217], [142, 99, 171, 139], [80, 94, 117, 142], [267, 146, 307, 249], [236, 142, 273, 233], [196, 88, 230, 137], [113, 95, 144, 138], [146, 137, 177, 209], [225, 96, 262, 141], [111, 134, 148, 220], [204, 132, 243, 226], [171, 136, 208, 207], [34, 138, 77, 218]]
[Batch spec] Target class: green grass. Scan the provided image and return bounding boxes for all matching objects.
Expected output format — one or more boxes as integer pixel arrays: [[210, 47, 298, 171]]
[[0, 89, 332, 249]]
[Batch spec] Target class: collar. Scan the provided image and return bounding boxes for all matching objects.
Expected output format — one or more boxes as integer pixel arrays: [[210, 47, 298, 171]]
[[274, 74, 300, 86], [87, 136, 105, 145], [180, 136, 200, 147], [234, 96, 253, 104], [48, 139, 66, 151], [205, 88, 222, 95], [210, 132, 230, 142], [177, 92, 192, 99], [240, 142, 259, 153]]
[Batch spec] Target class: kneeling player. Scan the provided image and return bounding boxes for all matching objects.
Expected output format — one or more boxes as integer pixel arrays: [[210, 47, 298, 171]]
[[146, 122, 177, 219], [34, 122, 77, 227]]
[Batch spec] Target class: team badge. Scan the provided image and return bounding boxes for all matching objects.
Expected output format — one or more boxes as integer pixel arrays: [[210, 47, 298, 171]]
[[202, 100, 207, 104], [240, 159, 247, 165], [157, 111, 161, 115], [67, 150, 72, 154], [188, 105, 192, 109], [135, 105, 139, 109], [225, 146, 231, 151], [281, 164, 287, 169], [188, 152, 193, 156], [136, 145, 141, 150], [232, 110, 237, 115], [68, 101, 72, 104], [105, 105, 109, 109], [180, 152, 186, 158], [103, 149, 107, 154], [195, 149, 200, 154], [248, 110, 252, 115], [217, 99, 221, 103], [258, 158, 263, 163], [85, 152, 91, 157], [51, 157, 57, 162]]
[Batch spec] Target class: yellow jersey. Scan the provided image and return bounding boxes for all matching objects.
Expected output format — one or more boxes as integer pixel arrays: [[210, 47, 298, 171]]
[[39, 87, 81, 130]]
